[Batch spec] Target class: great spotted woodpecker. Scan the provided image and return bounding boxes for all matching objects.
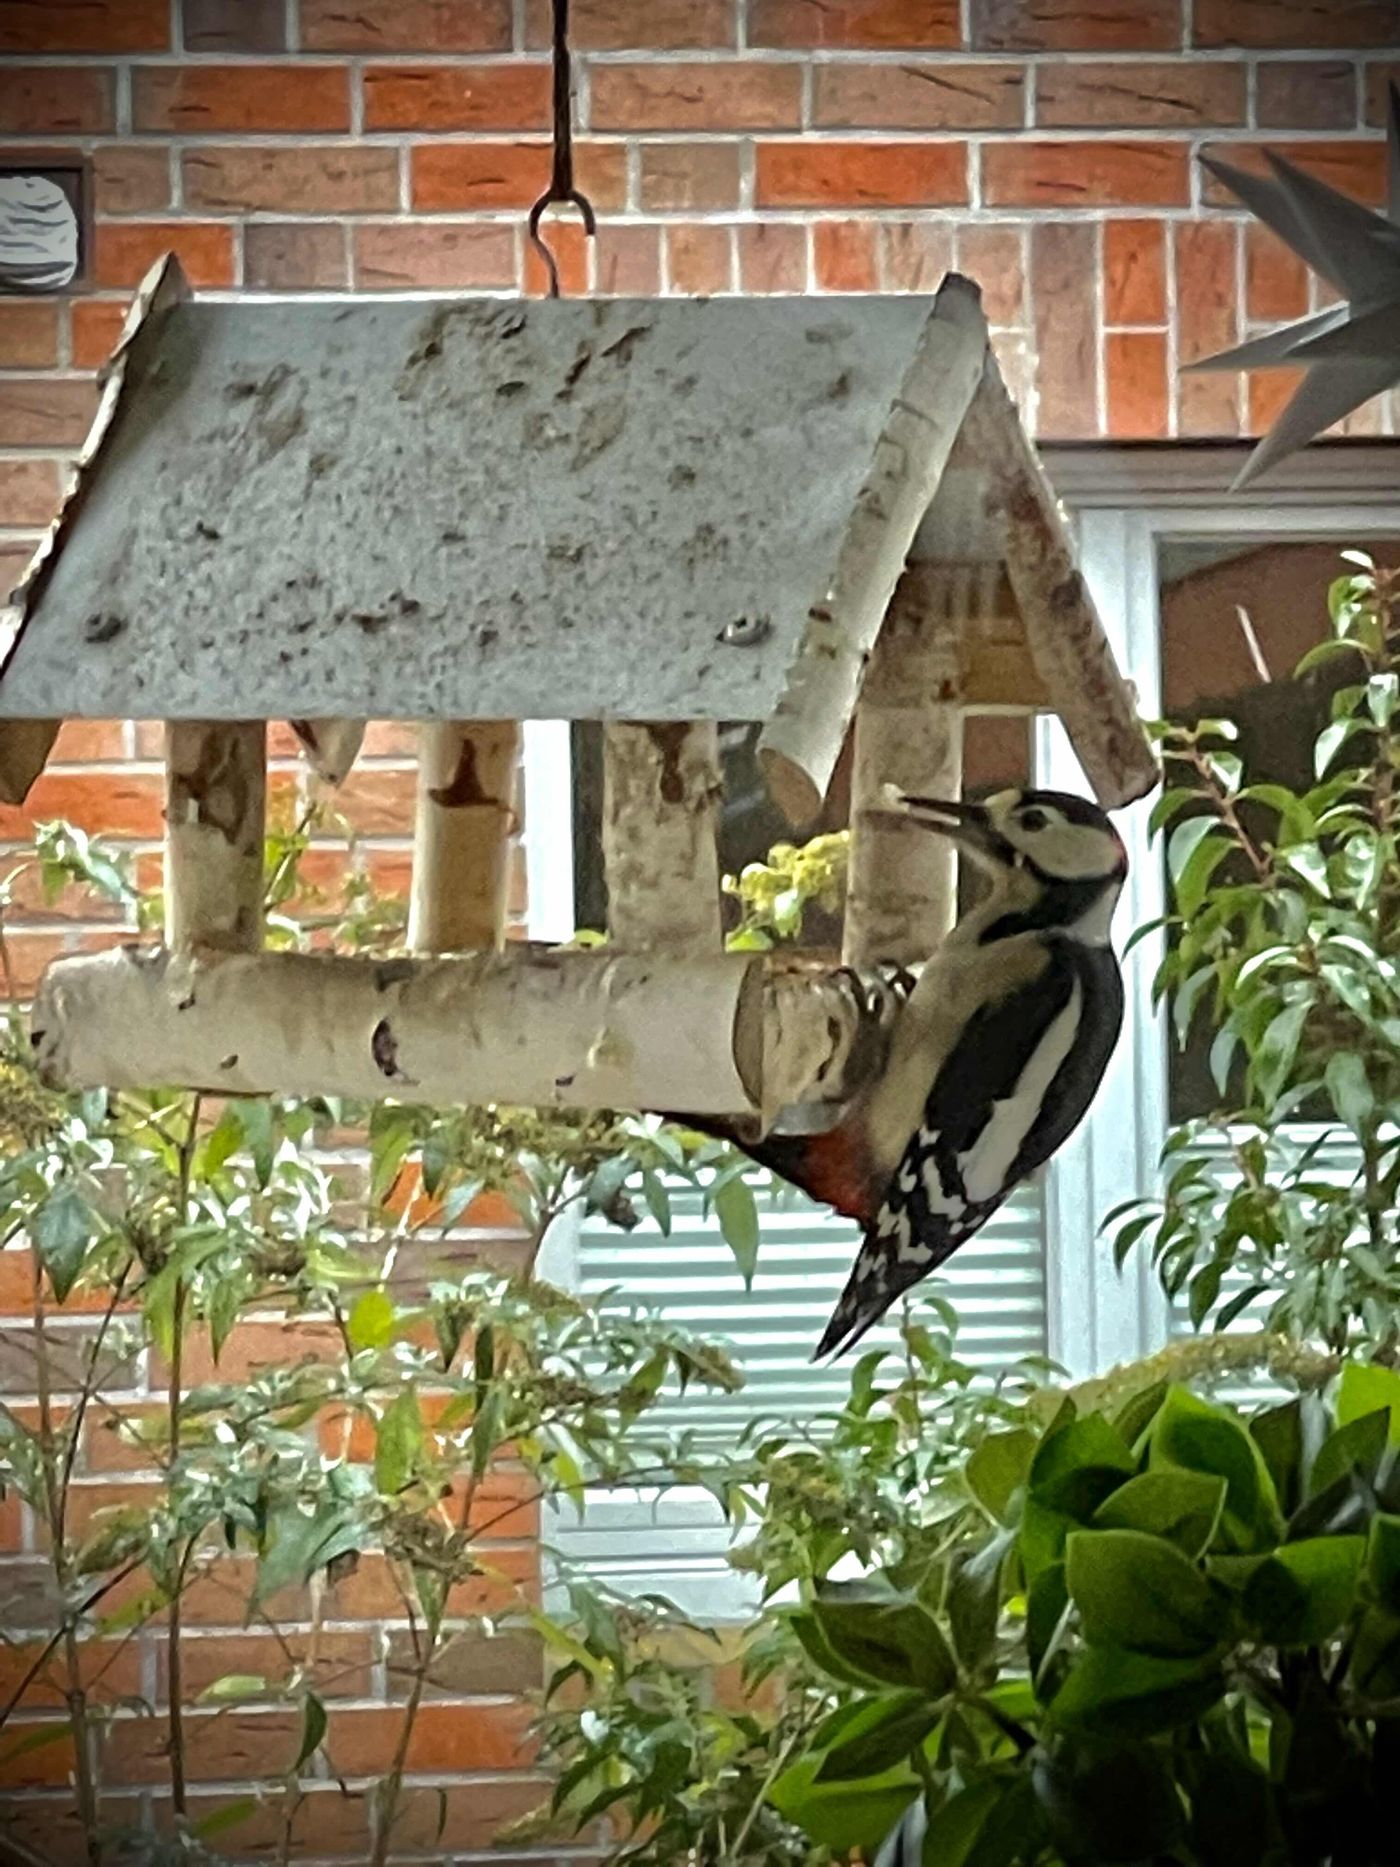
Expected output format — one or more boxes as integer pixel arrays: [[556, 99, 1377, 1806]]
[[691, 788, 1128, 1359]]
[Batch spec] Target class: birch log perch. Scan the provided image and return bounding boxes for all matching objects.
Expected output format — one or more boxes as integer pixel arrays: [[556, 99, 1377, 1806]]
[[758, 274, 989, 824], [845, 590, 964, 970], [164, 721, 266, 953], [408, 720, 521, 953], [603, 721, 722, 954], [32, 946, 880, 1125], [955, 359, 1159, 809]]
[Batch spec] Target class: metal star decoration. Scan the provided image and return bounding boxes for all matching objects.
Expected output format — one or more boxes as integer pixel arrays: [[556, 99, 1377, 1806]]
[[1190, 83, 1400, 490]]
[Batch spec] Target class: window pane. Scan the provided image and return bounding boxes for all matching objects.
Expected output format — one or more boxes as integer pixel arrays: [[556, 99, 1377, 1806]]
[[1159, 537, 1400, 1121]]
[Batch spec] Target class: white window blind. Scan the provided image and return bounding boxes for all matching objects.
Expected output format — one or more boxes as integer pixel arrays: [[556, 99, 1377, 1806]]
[[543, 1173, 1047, 1613]]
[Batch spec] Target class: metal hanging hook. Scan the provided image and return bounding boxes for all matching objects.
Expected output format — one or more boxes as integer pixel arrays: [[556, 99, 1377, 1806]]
[[527, 0, 596, 298]]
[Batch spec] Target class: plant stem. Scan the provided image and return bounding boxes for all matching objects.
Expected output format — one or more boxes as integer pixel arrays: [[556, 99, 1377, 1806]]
[[165, 1093, 203, 1824], [28, 1256, 102, 1864], [369, 1602, 442, 1867]]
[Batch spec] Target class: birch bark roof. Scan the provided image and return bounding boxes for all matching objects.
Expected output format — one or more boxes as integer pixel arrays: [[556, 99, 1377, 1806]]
[[1, 283, 940, 724]]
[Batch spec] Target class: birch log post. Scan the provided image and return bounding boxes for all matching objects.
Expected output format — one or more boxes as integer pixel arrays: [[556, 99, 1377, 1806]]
[[844, 590, 964, 970], [602, 721, 722, 954], [757, 274, 989, 824], [32, 945, 879, 1123], [164, 721, 266, 953], [408, 721, 521, 953], [955, 358, 1158, 809]]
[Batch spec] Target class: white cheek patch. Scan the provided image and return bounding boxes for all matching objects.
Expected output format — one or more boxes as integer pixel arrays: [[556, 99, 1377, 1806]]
[[959, 982, 1082, 1204]]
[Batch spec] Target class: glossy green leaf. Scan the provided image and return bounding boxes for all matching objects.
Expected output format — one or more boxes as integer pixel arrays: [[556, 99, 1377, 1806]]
[[1091, 1470, 1227, 1560], [1241, 1536, 1363, 1646], [811, 1584, 957, 1694], [769, 1755, 916, 1854], [294, 1692, 327, 1770], [1338, 1362, 1400, 1444], [1033, 1737, 1185, 1863], [1066, 1529, 1227, 1657], [1369, 1514, 1400, 1615], [33, 1182, 94, 1304], [966, 1427, 1037, 1523], [1049, 1647, 1223, 1737], [1148, 1387, 1282, 1553], [1029, 1416, 1135, 1519], [713, 1174, 760, 1287], [814, 1691, 938, 1783], [374, 1389, 423, 1498], [347, 1288, 397, 1353]]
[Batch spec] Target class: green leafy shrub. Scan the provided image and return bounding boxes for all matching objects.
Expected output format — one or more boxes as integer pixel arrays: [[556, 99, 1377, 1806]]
[[542, 1365, 1400, 1865], [1115, 553, 1400, 1354]]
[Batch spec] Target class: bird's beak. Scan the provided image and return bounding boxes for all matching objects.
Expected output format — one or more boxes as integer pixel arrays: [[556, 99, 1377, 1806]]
[[875, 786, 1012, 862]]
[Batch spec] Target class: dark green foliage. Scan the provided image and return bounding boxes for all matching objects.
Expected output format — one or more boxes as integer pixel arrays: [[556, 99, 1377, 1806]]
[[1113, 554, 1400, 1355]]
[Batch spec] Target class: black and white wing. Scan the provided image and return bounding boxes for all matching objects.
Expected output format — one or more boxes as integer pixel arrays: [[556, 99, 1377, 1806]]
[[815, 940, 1122, 1359]]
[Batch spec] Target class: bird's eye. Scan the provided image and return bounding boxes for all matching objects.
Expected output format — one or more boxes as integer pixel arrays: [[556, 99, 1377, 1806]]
[[1019, 807, 1049, 832]]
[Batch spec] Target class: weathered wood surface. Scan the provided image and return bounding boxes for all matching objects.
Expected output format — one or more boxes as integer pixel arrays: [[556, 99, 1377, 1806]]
[[845, 595, 964, 970], [758, 273, 989, 822], [33, 946, 888, 1127], [602, 721, 722, 954], [408, 720, 521, 953], [163, 721, 266, 954]]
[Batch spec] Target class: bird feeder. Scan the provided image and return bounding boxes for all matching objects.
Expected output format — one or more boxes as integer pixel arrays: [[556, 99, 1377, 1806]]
[[3, 258, 1156, 1134]]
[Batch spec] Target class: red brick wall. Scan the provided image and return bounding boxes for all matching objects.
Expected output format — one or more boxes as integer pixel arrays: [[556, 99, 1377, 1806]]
[[0, 0, 1398, 1854], [3, 1, 1399, 606]]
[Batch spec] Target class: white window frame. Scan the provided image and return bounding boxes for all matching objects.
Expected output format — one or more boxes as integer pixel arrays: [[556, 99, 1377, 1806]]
[[1038, 441, 1400, 1379], [522, 441, 1400, 1605]]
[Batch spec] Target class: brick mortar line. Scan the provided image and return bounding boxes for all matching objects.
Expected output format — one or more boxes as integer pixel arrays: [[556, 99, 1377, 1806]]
[[5, 48, 1389, 66], [5, 129, 1389, 149]]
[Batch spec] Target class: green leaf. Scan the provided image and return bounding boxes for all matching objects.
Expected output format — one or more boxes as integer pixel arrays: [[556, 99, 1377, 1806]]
[[33, 1182, 94, 1304], [966, 1427, 1037, 1523], [1066, 1528, 1227, 1657], [294, 1692, 327, 1771], [1148, 1387, 1281, 1553], [347, 1288, 397, 1353], [811, 1584, 957, 1694], [1310, 1407, 1389, 1498], [374, 1389, 424, 1498], [256, 1502, 360, 1601], [920, 1780, 1007, 1867], [814, 1691, 939, 1783], [769, 1756, 916, 1855], [1252, 1000, 1310, 1105], [1368, 1514, 1400, 1615], [1324, 1052, 1374, 1136], [235, 1097, 276, 1186], [640, 1168, 671, 1234], [196, 1673, 270, 1704], [713, 1174, 760, 1286], [1167, 818, 1217, 890], [1241, 1536, 1363, 1647], [193, 1799, 259, 1841], [1091, 1470, 1227, 1560], [1314, 717, 1364, 779], [1049, 1647, 1223, 1737], [1175, 834, 1232, 920], [1249, 1398, 1311, 1518], [1184, 1749, 1278, 1867], [0, 1723, 76, 1769], [1033, 1737, 1185, 1863], [1338, 1361, 1400, 1444], [1029, 1416, 1135, 1519]]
